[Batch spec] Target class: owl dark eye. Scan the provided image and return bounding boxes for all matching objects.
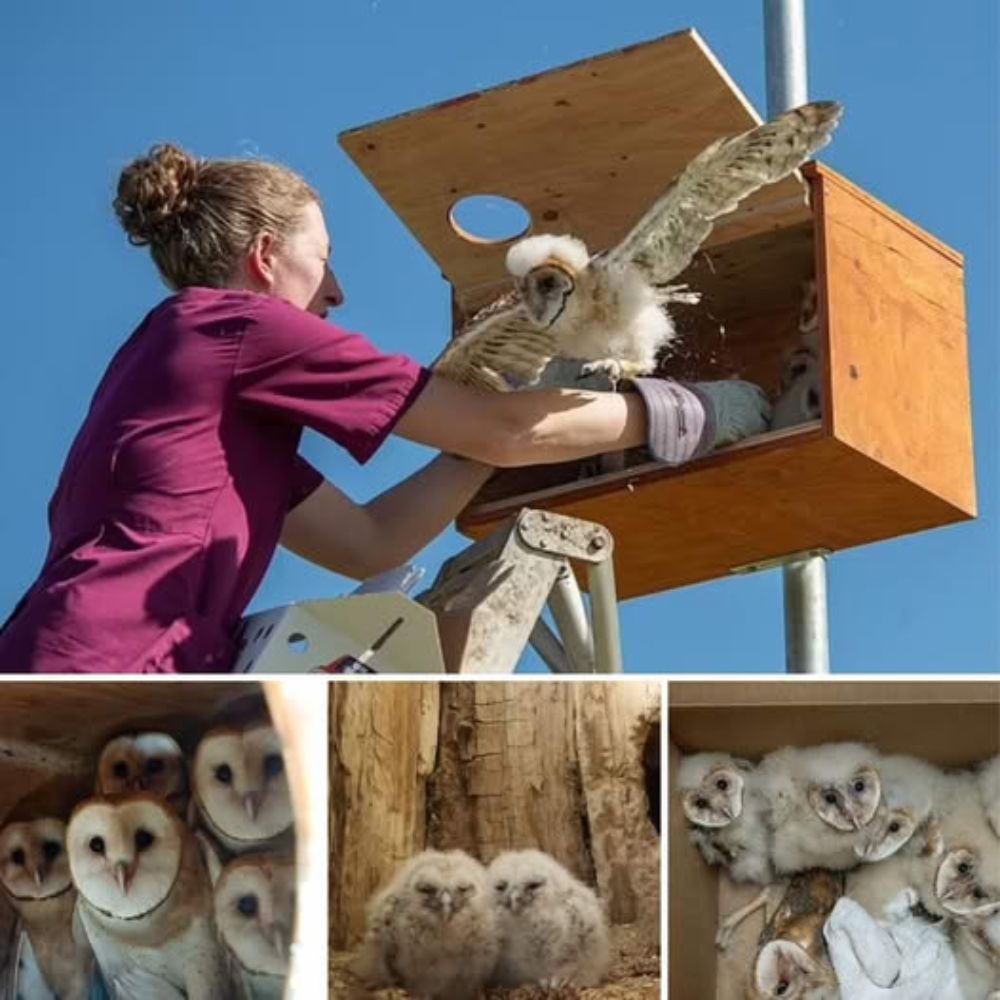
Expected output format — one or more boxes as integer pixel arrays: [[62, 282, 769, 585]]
[[457, 882, 473, 894], [790, 362, 808, 378], [417, 883, 436, 895], [538, 276, 557, 293], [10, 848, 25, 866], [958, 862, 971, 875], [824, 792, 838, 805], [776, 982, 789, 996], [237, 893, 259, 917], [973, 887, 987, 901], [695, 797, 709, 810], [134, 829, 155, 852], [715, 778, 729, 791], [495, 880, 508, 892], [42, 841, 61, 861], [526, 879, 545, 891], [215, 764, 233, 785], [888, 822, 901, 833], [853, 780, 865, 793], [263, 753, 284, 779], [89, 837, 105, 855], [112, 761, 129, 779], [146, 758, 164, 775]]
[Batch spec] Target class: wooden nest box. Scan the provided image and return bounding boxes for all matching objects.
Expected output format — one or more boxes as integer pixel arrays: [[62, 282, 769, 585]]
[[340, 29, 975, 599]]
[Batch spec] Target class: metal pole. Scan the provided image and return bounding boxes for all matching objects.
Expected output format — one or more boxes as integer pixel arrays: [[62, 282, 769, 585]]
[[586, 560, 624, 674], [782, 556, 830, 674], [528, 618, 574, 673], [764, 0, 831, 674], [764, 0, 809, 115], [547, 565, 595, 672]]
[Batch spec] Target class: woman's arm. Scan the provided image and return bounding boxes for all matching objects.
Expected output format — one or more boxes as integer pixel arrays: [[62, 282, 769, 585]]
[[392, 374, 648, 467], [280, 453, 494, 580]]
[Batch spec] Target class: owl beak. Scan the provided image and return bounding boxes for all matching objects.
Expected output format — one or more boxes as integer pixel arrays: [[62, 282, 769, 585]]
[[31, 866, 44, 888], [266, 922, 290, 961], [720, 804, 734, 820], [243, 792, 263, 821], [114, 861, 133, 895], [938, 882, 958, 902], [439, 890, 454, 921]]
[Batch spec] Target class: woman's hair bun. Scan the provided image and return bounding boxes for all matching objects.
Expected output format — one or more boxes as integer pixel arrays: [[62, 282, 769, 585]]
[[114, 143, 201, 246]]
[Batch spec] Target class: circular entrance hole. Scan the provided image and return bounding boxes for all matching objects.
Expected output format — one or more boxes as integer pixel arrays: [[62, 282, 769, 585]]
[[449, 194, 531, 245]]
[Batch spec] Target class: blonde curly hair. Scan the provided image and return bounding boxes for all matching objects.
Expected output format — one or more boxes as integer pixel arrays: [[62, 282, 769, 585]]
[[114, 143, 318, 289]]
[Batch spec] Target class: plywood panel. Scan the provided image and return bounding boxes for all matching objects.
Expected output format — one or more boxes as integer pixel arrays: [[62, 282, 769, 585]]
[[812, 163, 975, 515], [461, 434, 971, 600], [340, 29, 810, 300]]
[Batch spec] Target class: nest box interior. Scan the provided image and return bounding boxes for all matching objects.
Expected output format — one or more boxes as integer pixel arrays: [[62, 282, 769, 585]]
[[668, 680, 1000, 1000], [340, 29, 975, 599]]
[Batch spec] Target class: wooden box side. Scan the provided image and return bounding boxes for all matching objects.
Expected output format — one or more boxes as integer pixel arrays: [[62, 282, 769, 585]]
[[810, 163, 976, 515]]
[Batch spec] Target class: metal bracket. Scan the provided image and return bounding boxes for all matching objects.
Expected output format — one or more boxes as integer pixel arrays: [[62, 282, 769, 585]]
[[515, 508, 613, 564], [730, 547, 832, 576]]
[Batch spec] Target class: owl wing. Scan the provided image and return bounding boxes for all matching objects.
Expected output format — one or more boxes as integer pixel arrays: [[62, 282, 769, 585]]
[[431, 290, 556, 392], [605, 101, 843, 287]]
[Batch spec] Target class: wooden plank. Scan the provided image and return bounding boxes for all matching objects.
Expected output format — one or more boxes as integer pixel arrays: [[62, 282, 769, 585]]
[[461, 433, 972, 600], [809, 163, 975, 517], [340, 29, 810, 300]]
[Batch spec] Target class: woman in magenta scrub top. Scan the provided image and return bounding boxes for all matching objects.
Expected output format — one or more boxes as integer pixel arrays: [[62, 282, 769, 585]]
[[0, 144, 766, 673]]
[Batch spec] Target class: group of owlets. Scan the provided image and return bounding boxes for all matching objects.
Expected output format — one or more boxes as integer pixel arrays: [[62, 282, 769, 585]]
[[0, 720, 295, 999], [679, 744, 1000, 999], [352, 847, 610, 999]]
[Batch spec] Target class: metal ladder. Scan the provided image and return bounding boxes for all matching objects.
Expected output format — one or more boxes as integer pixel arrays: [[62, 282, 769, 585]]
[[417, 508, 623, 674]]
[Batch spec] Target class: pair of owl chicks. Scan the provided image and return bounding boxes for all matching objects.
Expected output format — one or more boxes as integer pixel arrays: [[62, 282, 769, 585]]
[[352, 848, 610, 999], [0, 722, 296, 1000], [679, 745, 1000, 998]]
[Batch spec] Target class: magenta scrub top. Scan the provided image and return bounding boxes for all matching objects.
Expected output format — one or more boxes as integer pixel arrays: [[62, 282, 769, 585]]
[[0, 287, 430, 674]]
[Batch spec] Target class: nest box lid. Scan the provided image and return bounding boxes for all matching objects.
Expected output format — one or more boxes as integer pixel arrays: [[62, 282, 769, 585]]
[[339, 29, 812, 306]]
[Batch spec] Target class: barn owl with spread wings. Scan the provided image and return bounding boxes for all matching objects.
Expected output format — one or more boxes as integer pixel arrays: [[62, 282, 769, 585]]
[[433, 101, 843, 391]]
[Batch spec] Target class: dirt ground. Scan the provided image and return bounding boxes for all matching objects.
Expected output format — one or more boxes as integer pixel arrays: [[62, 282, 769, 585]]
[[329, 923, 660, 999]]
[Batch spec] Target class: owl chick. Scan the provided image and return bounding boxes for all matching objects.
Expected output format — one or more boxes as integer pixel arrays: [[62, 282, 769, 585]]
[[67, 794, 238, 1000], [192, 723, 293, 856], [771, 279, 823, 431], [748, 871, 843, 1000], [853, 754, 939, 863], [934, 843, 1000, 922], [678, 752, 774, 885], [0, 817, 93, 1000], [214, 854, 294, 1000], [353, 849, 499, 1000], [95, 732, 188, 817], [433, 101, 842, 391], [487, 849, 610, 989], [759, 743, 882, 874]]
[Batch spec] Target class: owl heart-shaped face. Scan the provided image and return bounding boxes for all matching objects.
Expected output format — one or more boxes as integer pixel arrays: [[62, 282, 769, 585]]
[[96, 733, 187, 803], [808, 766, 881, 832], [0, 818, 72, 900], [753, 939, 821, 999], [682, 767, 745, 829], [67, 797, 183, 920], [936, 848, 1000, 917], [194, 725, 292, 842], [854, 807, 916, 862], [214, 855, 295, 977]]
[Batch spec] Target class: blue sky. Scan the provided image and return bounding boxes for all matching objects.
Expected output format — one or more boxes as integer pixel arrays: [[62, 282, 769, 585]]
[[2, 1, 997, 673]]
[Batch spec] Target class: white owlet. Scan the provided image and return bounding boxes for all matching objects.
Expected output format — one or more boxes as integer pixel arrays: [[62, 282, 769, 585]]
[[759, 743, 882, 874], [0, 817, 93, 1000], [487, 849, 610, 989], [771, 279, 823, 430], [67, 794, 238, 1000], [214, 854, 294, 1000], [934, 844, 1000, 921], [95, 732, 189, 817], [192, 724, 293, 855], [352, 849, 499, 1000], [749, 940, 840, 1000], [433, 101, 842, 391], [953, 910, 1000, 999], [678, 752, 774, 885], [853, 753, 939, 863]]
